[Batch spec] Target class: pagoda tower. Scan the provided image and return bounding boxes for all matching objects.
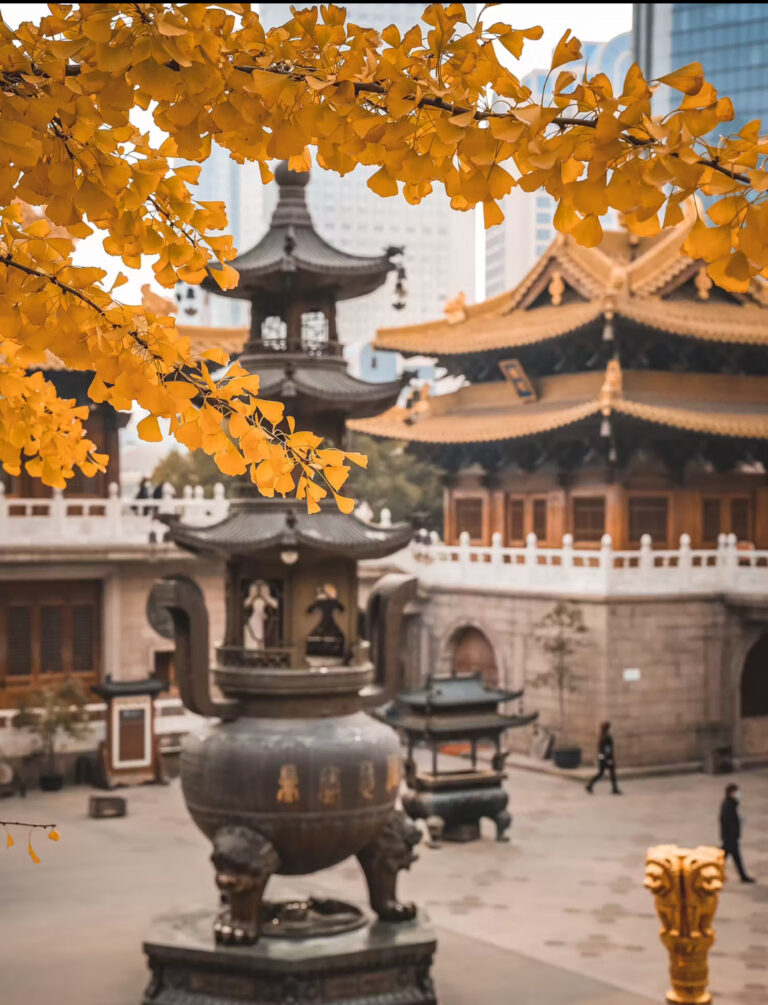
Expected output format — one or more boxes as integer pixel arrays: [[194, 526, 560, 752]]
[[352, 204, 768, 551], [202, 160, 403, 444]]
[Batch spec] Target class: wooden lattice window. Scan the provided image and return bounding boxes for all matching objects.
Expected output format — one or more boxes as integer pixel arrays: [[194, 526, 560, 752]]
[[533, 498, 547, 542], [0, 581, 101, 699], [629, 496, 669, 545], [573, 497, 606, 543], [40, 606, 64, 674], [702, 499, 721, 543], [455, 498, 484, 541], [72, 605, 96, 673], [731, 498, 751, 542], [507, 498, 524, 543], [7, 607, 32, 676]]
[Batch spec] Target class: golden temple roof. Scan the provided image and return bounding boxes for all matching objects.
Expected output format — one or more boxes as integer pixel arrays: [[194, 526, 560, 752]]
[[349, 367, 768, 444], [374, 202, 768, 355]]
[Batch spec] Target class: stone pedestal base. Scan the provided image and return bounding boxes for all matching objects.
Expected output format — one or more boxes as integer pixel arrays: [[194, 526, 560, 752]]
[[142, 909, 437, 1005]]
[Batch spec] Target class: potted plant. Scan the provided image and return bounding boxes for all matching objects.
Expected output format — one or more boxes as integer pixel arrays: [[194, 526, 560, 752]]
[[12, 679, 90, 791], [530, 601, 588, 769]]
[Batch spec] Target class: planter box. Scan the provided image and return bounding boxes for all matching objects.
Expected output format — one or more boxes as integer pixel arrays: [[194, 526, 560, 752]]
[[553, 746, 582, 770]]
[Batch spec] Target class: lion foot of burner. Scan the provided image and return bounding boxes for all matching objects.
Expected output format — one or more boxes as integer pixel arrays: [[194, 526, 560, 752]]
[[213, 913, 257, 946], [211, 825, 280, 945], [357, 810, 420, 923]]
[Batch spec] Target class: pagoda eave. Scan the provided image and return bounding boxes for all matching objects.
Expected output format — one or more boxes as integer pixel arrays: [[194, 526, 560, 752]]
[[167, 500, 413, 561]]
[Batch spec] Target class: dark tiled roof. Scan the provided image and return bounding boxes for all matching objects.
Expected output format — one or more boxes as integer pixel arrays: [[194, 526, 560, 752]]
[[396, 673, 524, 710], [205, 162, 394, 301], [252, 358, 402, 410], [170, 499, 413, 559]]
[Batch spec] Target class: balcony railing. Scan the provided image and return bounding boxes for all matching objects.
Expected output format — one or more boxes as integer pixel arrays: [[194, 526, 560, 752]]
[[0, 482, 229, 546], [369, 531, 768, 598]]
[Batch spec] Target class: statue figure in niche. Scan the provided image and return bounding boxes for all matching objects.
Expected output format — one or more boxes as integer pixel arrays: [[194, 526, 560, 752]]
[[306, 583, 347, 661], [244, 580, 280, 649]]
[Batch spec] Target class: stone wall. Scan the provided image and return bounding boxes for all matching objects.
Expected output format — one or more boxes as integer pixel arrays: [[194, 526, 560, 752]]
[[402, 583, 764, 768], [109, 555, 226, 682]]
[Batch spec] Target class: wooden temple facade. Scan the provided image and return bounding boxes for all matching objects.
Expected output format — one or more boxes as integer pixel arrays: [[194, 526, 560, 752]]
[[352, 205, 768, 550]]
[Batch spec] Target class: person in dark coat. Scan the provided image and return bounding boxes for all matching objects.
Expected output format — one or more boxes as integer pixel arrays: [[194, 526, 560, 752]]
[[720, 783, 755, 883], [586, 721, 621, 794]]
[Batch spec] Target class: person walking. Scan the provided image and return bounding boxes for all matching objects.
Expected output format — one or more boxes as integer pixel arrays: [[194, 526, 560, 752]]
[[586, 721, 621, 794], [720, 783, 756, 883]]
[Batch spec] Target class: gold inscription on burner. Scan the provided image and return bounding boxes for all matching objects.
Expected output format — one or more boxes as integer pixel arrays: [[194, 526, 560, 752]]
[[319, 765, 342, 806], [277, 764, 300, 804], [359, 760, 375, 801], [386, 754, 402, 793]]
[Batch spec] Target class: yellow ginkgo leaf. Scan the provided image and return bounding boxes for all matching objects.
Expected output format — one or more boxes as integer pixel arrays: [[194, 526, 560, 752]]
[[137, 414, 163, 442], [6, 831, 13, 849], [48, 829, 60, 842], [28, 837, 40, 865]]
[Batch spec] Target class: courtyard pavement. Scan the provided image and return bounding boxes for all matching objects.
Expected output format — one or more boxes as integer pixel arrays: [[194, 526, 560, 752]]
[[0, 762, 766, 1004]]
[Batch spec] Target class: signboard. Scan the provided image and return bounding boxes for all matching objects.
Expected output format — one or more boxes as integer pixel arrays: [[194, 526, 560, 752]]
[[498, 358, 537, 402]]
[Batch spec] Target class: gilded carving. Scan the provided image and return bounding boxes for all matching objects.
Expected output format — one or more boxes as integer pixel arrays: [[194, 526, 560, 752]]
[[386, 753, 402, 794], [276, 764, 300, 804], [359, 760, 375, 801], [319, 766, 342, 806], [548, 271, 564, 306], [644, 844, 725, 1005]]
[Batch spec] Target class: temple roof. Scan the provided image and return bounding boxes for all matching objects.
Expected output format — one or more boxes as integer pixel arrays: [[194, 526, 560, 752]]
[[168, 497, 413, 559], [373, 202, 768, 358], [350, 365, 768, 444], [204, 162, 395, 302]]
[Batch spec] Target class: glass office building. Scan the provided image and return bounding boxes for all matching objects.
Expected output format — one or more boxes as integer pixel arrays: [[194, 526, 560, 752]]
[[634, 4, 768, 130]]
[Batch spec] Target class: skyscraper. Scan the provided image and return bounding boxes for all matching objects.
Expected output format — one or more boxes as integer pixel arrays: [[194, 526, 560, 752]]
[[484, 32, 633, 298], [633, 4, 768, 129], [180, 3, 476, 383]]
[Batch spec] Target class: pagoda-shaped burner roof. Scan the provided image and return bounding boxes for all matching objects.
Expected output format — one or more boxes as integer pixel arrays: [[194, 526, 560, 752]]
[[169, 497, 413, 560], [204, 162, 396, 302]]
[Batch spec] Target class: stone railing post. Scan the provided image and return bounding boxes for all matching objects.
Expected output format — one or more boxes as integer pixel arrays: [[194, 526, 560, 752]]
[[491, 531, 503, 567], [211, 482, 228, 521], [50, 488, 66, 538], [458, 530, 471, 571], [379, 507, 392, 528], [599, 533, 613, 592], [107, 481, 122, 536], [645, 845, 725, 1005], [725, 532, 739, 589], [561, 533, 573, 569], [679, 533, 692, 589], [159, 481, 176, 517], [639, 533, 653, 573]]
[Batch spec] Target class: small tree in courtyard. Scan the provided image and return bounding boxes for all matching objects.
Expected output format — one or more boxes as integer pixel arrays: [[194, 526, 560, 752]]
[[12, 679, 90, 788], [530, 602, 588, 745]]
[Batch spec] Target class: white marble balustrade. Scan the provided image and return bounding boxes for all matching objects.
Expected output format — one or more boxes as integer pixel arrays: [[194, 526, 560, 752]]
[[0, 481, 229, 546], [377, 531, 768, 598]]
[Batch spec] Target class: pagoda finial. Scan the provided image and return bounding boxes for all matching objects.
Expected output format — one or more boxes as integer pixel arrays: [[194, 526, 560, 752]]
[[270, 161, 313, 229], [275, 160, 310, 188]]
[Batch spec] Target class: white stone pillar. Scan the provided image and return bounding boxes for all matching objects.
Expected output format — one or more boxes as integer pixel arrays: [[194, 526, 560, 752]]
[[600, 533, 613, 593]]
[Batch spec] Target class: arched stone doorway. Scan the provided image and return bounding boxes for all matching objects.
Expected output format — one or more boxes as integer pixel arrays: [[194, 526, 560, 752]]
[[740, 633, 768, 756], [450, 626, 498, 687]]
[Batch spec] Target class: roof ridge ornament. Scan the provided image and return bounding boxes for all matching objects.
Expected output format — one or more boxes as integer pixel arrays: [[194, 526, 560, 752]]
[[695, 266, 713, 301], [548, 272, 564, 306], [443, 291, 467, 324]]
